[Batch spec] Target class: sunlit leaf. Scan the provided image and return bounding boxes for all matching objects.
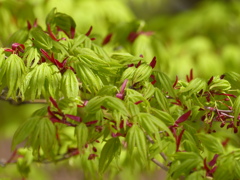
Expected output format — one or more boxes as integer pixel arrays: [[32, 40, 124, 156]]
[[181, 78, 207, 95], [61, 69, 79, 98], [155, 71, 176, 98], [197, 133, 224, 153], [233, 96, 240, 122], [154, 88, 169, 112], [75, 123, 88, 149], [30, 28, 53, 50], [126, 125, 147, 161], [12, 117, 40, 150], [39, 118, 56, 154], [132, 64, 152, 83], [99, 138, 121, 173]]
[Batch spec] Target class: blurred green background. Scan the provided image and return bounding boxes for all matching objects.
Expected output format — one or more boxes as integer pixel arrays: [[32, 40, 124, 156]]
[[1, 0, 240, 179]]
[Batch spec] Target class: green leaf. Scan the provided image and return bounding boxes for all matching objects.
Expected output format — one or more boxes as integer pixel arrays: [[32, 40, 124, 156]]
[[103, 96, 129, 116], [38, 118, 56, 154], [47, 65, 62, 98], [77, 48, 109, 68], [69, 34, 87, 52], [120, 66, 136, 82], [214, 152, 240, 180], [225, 71, 240, 89], [85, 96, 105, 113], [171, 152, 202, 179], [23, 47, 40, 68], [97, 85, 118, 96], [45, 8, 56, 26], [126, 125, 147, 160], [12, 117, 40, 150], [135, 113, 160, 143], [181, 78, 207, 95], [127, 101, 140, 117], [154, 88, 169, 112], [1, 54, 26, 98], [75, 123, 88, 149], [0, 48, 5, 66], [209, 77, 231, 91], [17, 149, 33, 178], [21, 63, 52, 100], [8, 28, 29, 45], [61, 69, 79, 98], [151, 108, 175, 126], [185, 170, 205, 180], [233, 96, 240, 122], [55, 12, 76, 35], [144, 113, 173, 139], [74, 62, 103, 93], [99, 138, 121, 173], [197, 133, 224, 153], [30, 28, 53, 50], [132, 64, 152, 83], [142, 81, 155, 99], [111, 53, 142, 65], [155, 71, 176, 98]]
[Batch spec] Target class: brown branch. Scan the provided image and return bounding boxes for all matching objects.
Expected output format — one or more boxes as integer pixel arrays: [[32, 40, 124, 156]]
[[0, 95, 47, 105], [151, 158, 169, 171], [146, 135, 169, 163]]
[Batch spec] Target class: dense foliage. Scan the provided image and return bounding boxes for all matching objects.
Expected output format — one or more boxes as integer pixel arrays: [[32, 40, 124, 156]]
[[1, 1, 240, 180]]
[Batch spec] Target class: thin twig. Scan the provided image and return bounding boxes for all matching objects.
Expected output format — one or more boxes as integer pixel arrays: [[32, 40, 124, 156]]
[[146, 135, 169, 163], [151, 158, 169, 171], [0, 95, 47, 105]]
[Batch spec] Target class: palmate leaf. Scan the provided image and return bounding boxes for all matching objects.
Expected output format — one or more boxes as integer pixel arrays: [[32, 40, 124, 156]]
[[233, 96, 240, 122], [54, 12, 76, 36], [111, 53, 143, 65], [77, 48, 109, 67], [70, 34, 86, 49], [99, 138, 121, 173], [47, 65, 62, 98], [8, 28, 29, 45], [214, 152, 240, 180], [103, 96, 129, 116], [85, 96, 105, 113], [154, 88, 169, 112], [120, 66, 136, 82], [61, 69, 79, 98], [12, 117, 40, 150], [30, 28, 53, 50], [141, 81, 155, 99], [21, 63, 61, 100], [137, 112, 173, 140], [132, 64, 152, 83], [0, 54, 26, 98], [23, 47, 40, 68], [225, 71, 240, 89], [151, 108, 175, 126], [127, 101, 140, 117], [74, 62, 103, 93], [16, 149, 33, 178], [209, 77, 231, 91], [91, 43, 112, 62], [126, 125, 147, 161], [75, 123, 88, 149], [0, 48, 5, 67], [197, 133, 224, 154], [97, 85, 118, 96], [180, 78, 207, 95], [154, 71, 176, 98], [170, 152, 202, 179], [38, 117, 56, 154], [135, 113, 160, 144]]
